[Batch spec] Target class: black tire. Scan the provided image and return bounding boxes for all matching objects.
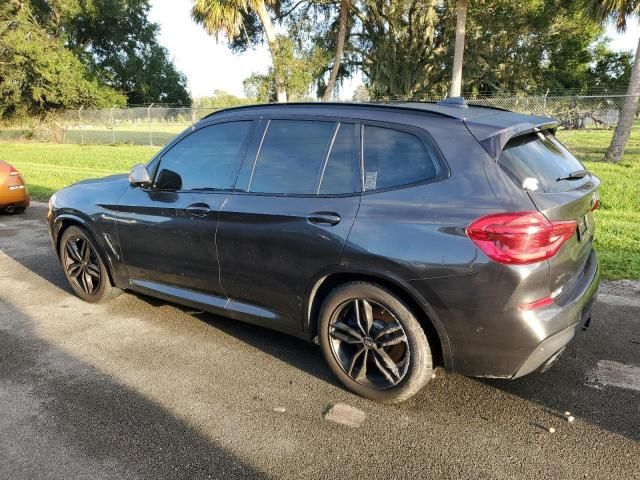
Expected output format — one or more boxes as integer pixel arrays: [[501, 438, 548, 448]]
[[3, 206, 25, 214], [318, 281, 433, 403], [59, 226, 121, 303]]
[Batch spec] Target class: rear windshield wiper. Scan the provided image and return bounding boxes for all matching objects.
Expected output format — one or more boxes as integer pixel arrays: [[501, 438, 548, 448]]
[[556, 169, 589, 181]]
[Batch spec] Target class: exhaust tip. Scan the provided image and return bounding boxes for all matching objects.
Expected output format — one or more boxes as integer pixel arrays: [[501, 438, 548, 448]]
[[538, 347, 566, 374]]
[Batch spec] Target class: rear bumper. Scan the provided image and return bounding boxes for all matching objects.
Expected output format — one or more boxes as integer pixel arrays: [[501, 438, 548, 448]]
[[512, 253, 599, 378], [0, 194, 30, 209], [0, 184, 30, 210], [416, 249, 601, 378]]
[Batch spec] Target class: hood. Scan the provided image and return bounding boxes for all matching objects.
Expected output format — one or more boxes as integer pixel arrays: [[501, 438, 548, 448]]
[[73, 173, 129, 187]]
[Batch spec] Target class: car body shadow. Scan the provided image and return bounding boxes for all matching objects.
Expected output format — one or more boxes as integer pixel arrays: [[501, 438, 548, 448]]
[[133, 291, 640, 443], [129, 291, 341, 390], [480, 300, 640, 443], [0, 300, 267, 479]]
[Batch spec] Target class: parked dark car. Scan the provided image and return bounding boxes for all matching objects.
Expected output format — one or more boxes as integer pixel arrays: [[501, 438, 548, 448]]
[[48, 100, 600, 403]]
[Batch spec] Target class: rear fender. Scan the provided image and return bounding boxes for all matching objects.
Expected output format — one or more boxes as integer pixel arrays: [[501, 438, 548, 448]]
[[304, 265, 453, 370]]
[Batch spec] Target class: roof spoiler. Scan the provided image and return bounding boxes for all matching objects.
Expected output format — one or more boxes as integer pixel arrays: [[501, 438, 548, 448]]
[[464, 116, 559, 160]]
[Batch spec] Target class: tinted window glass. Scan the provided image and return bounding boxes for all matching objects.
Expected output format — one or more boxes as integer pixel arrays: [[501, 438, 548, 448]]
[[499, 132, 589, 193], [155, 122, 251, 191], [250, 120, 334, 194], [363, 126, 438, 191], [318, 123, 358, 195]]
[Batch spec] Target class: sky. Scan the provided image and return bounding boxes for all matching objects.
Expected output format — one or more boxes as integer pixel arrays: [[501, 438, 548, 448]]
[[148, 1, 640, 100]]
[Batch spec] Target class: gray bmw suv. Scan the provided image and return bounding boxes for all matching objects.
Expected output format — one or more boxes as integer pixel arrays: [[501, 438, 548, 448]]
[[48, 99, 600, 403]]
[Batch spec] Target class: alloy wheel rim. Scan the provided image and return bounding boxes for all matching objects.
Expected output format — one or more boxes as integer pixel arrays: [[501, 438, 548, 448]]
[[328, 299, 410, 389], [64, 236, 101, 295]]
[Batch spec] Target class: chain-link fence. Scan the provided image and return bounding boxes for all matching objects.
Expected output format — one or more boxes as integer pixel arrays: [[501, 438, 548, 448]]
[[56, 106, 217, 146], [469, 95, 625, 128], [372, 94, 628, 129], [0, 94, 633, 146]]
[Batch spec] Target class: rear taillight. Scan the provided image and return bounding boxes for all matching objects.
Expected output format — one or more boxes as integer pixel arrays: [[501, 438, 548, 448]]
[[518, 296, 554, 311], [466, 211, 577, 265]]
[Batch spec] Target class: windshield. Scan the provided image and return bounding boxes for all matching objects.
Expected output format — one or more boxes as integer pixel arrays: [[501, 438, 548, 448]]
[[499, 131, 589, 193]]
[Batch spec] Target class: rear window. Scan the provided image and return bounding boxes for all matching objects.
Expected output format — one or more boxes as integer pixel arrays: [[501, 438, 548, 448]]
[[499, 132, 589, 193]]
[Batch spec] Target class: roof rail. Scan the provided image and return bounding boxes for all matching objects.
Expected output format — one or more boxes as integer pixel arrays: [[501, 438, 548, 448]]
[[200, 101, 465, 121]]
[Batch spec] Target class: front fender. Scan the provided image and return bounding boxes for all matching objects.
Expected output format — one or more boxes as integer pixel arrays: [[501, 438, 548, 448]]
[[50, 211, 123, 288]]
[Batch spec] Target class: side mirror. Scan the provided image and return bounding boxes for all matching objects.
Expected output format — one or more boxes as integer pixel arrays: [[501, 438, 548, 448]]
[[129, 164, 151, 187], [154, 169, 183, 191]]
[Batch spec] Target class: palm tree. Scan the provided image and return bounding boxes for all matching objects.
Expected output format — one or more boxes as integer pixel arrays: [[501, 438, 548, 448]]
[[584, 0, 640, 162], [450, 0, 468, 97], [322, 0, 350, 101], [192, 0, 287, 102]]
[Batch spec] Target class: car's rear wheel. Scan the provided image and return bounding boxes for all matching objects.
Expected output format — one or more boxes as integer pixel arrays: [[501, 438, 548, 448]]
[[318, 282, 433, 403], [3, 205, 25, 214], [59, 226, 120, 303]]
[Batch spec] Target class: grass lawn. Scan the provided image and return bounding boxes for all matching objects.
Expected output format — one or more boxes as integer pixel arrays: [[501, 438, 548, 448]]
[[0, 127, 638, 280], [0, 123, 186, 146], [0, 143, 160, 199], [557, 129, 640, 280]]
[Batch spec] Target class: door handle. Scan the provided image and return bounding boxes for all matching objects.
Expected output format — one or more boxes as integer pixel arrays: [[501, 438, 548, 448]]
[[185, 203, 211, 217], [307, 212, 341, 226]]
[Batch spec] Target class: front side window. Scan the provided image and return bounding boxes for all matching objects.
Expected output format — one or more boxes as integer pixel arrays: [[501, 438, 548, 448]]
[[363, 125, 440, 191], [249, 120, 335, 194], [154, 121, 252, 191]]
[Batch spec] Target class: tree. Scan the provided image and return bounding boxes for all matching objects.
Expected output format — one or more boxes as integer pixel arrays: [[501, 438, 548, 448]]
[[192, 0, 288, 102], [102, 44, 191, 106], [354, 0, 447, 98], [243, 35, 329, 102], [193, 90, 254, 109], [322, 0, 351, 100], [352, 84, 370, 102], [0, 2, 125, 120], [217, 0, 357, 101], [338, 0, 607, 99], [587, 43, 633, 93], [244, 73, 275, 102], [430, 0, 604, 96], [583, 0, 640, 163], [450, 0, 468, 97], [29, 0, 191, 106]]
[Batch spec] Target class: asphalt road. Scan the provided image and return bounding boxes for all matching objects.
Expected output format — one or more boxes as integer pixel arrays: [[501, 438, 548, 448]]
[[1, 204, 639, 479]]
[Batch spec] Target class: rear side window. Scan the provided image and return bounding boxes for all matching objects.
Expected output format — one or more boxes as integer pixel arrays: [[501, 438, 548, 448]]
[[499, 132, 588, 193], [250, 120, 334, 194], [363, 125, 439, 191], [318, 123, 358, 195]]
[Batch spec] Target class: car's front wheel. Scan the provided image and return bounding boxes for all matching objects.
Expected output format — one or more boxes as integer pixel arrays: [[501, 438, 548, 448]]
[[318, 282, 433, 403], [59, 226, 121, 303]]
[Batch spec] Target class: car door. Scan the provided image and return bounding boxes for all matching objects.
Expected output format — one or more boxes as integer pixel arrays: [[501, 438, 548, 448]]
[[115, 120, 255, 303], [217, 118, 361, 332]]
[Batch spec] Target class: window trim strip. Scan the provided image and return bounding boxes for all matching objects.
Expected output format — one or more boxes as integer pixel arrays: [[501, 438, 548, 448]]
[[315, 123, 341, 194], [247, 119, 271, 192]]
